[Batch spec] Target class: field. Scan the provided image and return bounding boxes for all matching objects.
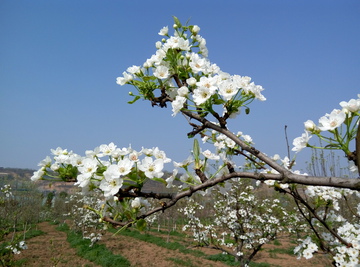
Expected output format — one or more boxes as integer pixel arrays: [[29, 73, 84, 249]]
[[13, 221, 332, 267], [1, 169, 334, 267]]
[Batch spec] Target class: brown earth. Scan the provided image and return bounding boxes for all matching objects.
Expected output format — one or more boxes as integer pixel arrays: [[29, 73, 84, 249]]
[[15, 222, 333, 267], [14, 222, 99, 267]]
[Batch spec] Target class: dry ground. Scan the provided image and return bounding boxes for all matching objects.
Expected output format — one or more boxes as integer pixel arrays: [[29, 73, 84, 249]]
[[14, 222, 332, 267]]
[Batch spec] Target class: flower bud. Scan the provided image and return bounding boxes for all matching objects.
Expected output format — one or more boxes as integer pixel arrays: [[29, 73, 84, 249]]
[[155, 41, 162, 49], [192, 25, 200, 34], [304, 120, 316, 132]]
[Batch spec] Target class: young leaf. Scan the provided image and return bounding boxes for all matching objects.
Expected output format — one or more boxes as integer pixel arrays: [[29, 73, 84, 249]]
[[128, 95, 141, 104], [136, 219, 147, 231]]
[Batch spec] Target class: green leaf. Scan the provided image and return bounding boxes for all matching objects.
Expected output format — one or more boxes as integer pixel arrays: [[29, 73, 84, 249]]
[[142, 76, 156, 82], [128, 95, 141, 104], [172, 16, 182, 28], [193, 139, 201, 169], [245, 107, 250, 114], [136, 219, 147, 231]]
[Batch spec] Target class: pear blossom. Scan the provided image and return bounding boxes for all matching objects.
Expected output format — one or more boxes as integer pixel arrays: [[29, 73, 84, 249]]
[[158, 26, 168, 36], [112, 146, 132, 160], [152, 147, 171, 163], [193, 86, 216, 105], [138, 157, 164, 178], [191, 25, 200, 34], [244, 82, 266, 101], [38, 156, 52, 167], [116, 71, 133, 86], [177, 86, 189, 97], [166, 168, 178, 188], [340, 98, 360, 113], [116, 158, 134, 176], [128, 150, 141, 162], [163, 36, 190, 51], [189, 53, 209, 73], [196, 76, 218, 92], [148, 49, 166, 66], [173, 155, 193, 168], [304, 120, 317, 132], [78, 158, 98, 176], [126, 65, 141, 75], [186, 77, 197, 86], [202, 149, 220, 160], [292, 130, 312, 152], [31, 168, 44, 181], [242, 134, 253, 144], [218, 80, 238, 101], [51, 147, 68, 156], [99, 175, 123, 198], [131, 197, 141, 209], [318, 109, 346, 131], [155, 41, 162, 49], [99, 142, 117, 156], [153, 65, 170, 79], [232, 75, 251, 88], [171, 95, 186, 116], [75, 173, 92, 188]]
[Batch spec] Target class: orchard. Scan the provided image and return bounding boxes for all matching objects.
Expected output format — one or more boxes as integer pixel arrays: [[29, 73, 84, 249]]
[[31, 17, 360, 266]]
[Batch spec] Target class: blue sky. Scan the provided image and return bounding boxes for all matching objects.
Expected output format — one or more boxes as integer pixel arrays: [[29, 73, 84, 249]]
[[1, 0, 359, 173]]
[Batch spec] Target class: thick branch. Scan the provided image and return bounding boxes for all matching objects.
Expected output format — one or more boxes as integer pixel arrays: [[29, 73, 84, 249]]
[[181, 109, 360, 189]]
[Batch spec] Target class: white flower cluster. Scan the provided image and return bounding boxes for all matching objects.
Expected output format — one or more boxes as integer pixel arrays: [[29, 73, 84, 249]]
[[6, 240, 27, 255], [294, 236, 318, 259], [64, 192, 106, 246], [292, 95, 360, 153], [293, 187, 360, 265], [0, 184, 13, 198], [117, 22, 266, 118], [31, 143, 171, 198], [180, 179, 299, 261]]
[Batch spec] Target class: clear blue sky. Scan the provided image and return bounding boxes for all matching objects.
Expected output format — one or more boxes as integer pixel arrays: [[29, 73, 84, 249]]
[[1, 0, 359, 172]]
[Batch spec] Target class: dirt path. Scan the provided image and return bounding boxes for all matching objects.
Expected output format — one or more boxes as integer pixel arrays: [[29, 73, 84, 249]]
[[14, 222, 331, 267], [14, 222, 99, 267], [99, 231, 228, 267]]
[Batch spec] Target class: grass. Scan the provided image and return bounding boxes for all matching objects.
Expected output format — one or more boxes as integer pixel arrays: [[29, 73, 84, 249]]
[[206, 254, 272, 267], [268, 246, 295, 256], [205, 253, 238, 266], [114, 228, 206, 258], [167, 257, 195, 266], [24, 228, 44, 239], [57, 223, 131, 267]]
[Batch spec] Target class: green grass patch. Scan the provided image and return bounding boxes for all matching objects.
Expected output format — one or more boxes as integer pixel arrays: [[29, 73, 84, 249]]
[[24, 228, 44, 239], [113, 228, 205, 258], [249, 262, 272, 267], [206, 253, 272, 267], [167, 257, 194, 266], [205, 253, 238, 266], [57, 223, 131, 267], [273, 239, 282, 246]]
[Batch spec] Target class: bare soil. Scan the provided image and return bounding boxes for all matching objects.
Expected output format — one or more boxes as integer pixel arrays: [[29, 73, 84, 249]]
[[15, 222, 332, 267], [14, 222, 99, 267]]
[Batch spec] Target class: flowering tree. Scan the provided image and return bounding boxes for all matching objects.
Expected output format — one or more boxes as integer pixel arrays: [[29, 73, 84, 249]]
[[0, 185, 28, 266], [180, 179, 303, 266], [31, 17, 360, 266]]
